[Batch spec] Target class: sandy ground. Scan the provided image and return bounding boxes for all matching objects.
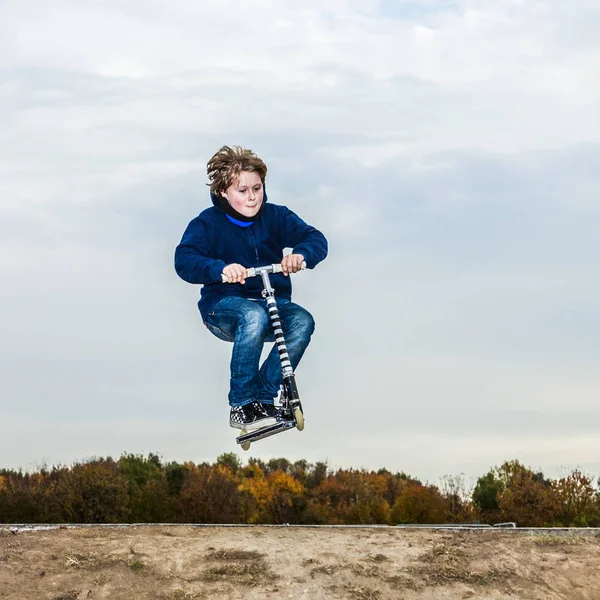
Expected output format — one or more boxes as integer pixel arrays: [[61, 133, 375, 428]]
[[1, 526, 599, 600]]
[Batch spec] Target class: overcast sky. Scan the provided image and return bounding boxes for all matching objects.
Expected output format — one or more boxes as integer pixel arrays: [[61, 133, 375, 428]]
[[1, 0, 599, 486]]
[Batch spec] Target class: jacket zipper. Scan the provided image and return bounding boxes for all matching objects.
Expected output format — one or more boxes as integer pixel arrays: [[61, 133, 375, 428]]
[[248, 228, 260, 263]]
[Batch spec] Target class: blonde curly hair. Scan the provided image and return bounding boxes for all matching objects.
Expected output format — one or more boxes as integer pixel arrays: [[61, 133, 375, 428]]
[[206, 145, 268, 195]]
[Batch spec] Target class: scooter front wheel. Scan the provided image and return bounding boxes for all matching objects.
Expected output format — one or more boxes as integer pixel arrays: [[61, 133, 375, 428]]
[[293, 407, 305, 431]]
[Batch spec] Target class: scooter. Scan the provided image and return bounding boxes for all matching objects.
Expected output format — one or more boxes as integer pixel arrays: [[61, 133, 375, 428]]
[[221, 262, 305, 451]]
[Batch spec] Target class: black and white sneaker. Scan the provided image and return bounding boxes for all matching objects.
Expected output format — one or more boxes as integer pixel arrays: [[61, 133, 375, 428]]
[[230, 401, 277, 430], [259, 402, 279, 420]]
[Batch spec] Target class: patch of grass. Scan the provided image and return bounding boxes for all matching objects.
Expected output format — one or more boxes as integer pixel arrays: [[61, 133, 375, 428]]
[[65, 553, 96, 568], [413, 542, 470, 583], [362, 553, 388, 563], [201, 563, 272, 585], [420, 542, 468, 564], [205, 548, 264, 561], [311, 560, 383, 579], [129, 559, 146, 573], [351, 563, 380, 577], [532, 534, 584, 547], [310, 564, 340, 576], [472, 573, 494, 586], [160, 590, 203, 599], [203, 564, 253, 578], [327, 585, 382, 600], [199, 547, 272, 586], [349, 588, 382, 600], [54, 592, 79, 600], [385, 575, 419, 591], [474, 567, 517, 587], [410, 542, 515, 587]]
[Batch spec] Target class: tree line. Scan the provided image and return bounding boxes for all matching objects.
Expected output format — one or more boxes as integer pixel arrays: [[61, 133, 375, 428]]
[[0, 454, 598, 527]]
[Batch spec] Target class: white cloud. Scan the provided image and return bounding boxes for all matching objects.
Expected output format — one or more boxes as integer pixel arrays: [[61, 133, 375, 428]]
[[0, 0, 599, 479]]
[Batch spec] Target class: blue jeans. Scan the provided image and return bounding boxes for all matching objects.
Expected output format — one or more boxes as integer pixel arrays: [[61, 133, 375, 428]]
[[202, 296, 315, 407]]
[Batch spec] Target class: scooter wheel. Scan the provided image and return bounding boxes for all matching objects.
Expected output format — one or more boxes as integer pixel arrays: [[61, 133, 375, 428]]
[[293, 407, 305, 431], [239, 430, 251, 451]]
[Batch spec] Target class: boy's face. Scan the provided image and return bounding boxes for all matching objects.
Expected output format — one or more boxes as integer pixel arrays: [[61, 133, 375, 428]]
[[221, 171, 264, 217]]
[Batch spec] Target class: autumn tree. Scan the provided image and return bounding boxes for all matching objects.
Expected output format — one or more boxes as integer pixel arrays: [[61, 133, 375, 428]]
[[390, 481, 446, 524], [50, 459, 130, 523], [266, 458, 291, 474], [178, 463, 241, 523], [238, 462, 271, 523], [265, 470, 306, 523], [306, 461, 329, 490], [312, 469, 391, 524], [118, 453, 173, 522], [216, 452, 242, 474], [0, 470, 56, 523], [553, 470, 600, 527], [472, 471, 503, 514], [493, 461, 559, 527]]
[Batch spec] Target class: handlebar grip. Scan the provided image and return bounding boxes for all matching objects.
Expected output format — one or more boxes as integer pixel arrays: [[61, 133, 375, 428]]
[[268, 262, 306, 274], [221, 261, 306, 283]]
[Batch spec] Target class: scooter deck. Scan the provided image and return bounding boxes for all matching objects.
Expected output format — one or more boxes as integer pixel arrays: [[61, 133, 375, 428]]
[[236, 418, 297, 445]]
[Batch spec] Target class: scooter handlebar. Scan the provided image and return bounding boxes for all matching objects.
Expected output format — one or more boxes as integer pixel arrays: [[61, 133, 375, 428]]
[[221, 261, 306, 283]]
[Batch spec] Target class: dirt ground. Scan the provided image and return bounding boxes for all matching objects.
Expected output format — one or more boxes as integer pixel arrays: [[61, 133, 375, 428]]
[[1, 526, 599, 600]]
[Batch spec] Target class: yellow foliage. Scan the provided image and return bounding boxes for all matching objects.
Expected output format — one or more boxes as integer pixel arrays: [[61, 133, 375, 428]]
[[239, 472, 270, 509], [268, 470, 304, 496]]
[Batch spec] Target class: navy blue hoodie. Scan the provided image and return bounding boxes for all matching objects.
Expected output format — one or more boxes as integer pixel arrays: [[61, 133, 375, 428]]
[[175, 191, 328, 317]]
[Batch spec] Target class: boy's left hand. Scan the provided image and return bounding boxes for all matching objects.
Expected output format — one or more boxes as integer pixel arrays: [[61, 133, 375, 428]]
[[281, 253, 305, 276]]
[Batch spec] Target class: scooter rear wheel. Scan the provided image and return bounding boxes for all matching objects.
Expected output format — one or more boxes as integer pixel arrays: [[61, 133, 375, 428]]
[[239, 430, 251, 451]]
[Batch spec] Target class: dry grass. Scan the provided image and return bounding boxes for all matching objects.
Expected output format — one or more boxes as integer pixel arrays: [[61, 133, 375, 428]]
[[53, 593, 79, 600], [204, 548, 264, 561], [309, 562, 382, 582], [311, 563, 340, 576], [60, 549, 150, 575], [327, 584, 382, 599], [200, 546, 273, 585], [364, 553, 388, 562], [159, 591, 205, 600], [200, 563, 273, 585], [410, 540, 516, 588], [531, 534, 588, 547], [351, 562, 381, 577], [385, 574, 419, 591]]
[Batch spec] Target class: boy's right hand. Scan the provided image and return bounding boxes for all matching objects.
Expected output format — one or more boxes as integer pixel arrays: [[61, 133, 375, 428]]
[[222, 264, 247, 284]]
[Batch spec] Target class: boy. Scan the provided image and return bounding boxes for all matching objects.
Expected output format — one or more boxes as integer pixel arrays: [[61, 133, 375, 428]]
[[175, 146, 328, 430]]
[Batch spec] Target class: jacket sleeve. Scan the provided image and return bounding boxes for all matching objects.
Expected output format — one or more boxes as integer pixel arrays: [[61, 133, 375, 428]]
[[280, 208, 328, 269], [174, 217, 227, 284]]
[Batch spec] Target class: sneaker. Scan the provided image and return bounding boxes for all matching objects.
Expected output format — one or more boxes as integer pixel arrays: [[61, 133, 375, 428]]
[[258, 402, 279, 420], [230, 401, 277, 430]]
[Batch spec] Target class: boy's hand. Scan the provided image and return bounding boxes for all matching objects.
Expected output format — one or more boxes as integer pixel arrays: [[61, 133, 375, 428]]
[[281, 253, 305, 276], [222, 263, 247, 284]]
